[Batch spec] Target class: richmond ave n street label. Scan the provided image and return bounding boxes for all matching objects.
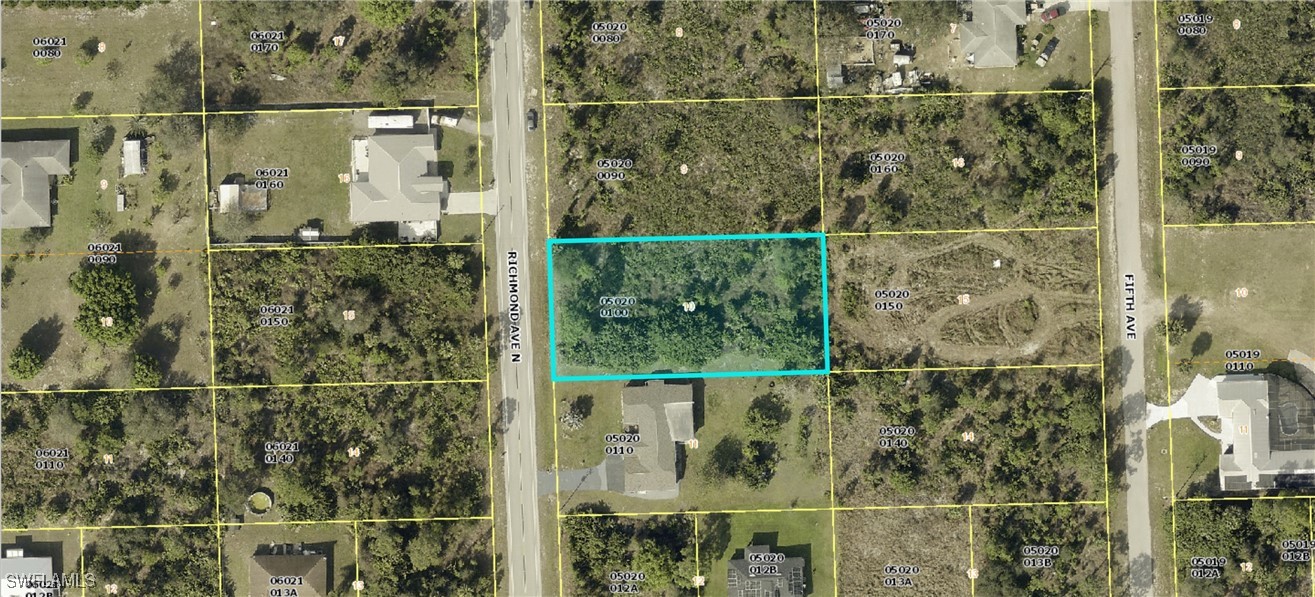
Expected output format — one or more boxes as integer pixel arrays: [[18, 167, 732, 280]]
[[507, 251, 522, 363]]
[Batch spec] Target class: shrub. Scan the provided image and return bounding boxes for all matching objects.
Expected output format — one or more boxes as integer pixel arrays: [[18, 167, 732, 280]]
[[7, 346, 44, 380]]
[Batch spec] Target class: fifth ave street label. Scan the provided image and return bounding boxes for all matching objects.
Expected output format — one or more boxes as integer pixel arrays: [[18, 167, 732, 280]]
[[1123, 273, 1136, 339]]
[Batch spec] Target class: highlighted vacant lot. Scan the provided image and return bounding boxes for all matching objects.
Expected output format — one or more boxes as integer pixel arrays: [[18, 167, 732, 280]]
[[548, 234, 829, 381]]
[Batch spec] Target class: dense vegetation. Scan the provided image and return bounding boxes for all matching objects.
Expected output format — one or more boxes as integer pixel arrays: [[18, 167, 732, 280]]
[[84, 527, 220, 595], [210, 247, 483, 385], [204, 0, 475, 108], [978, 505, 1107, 596], [360, 522, 494, 596], [218, 384, 487, 522], [551, 101, 820, 238], [553, 239, 824, 374], [1, 390, 214, 528], [544, 0, 816, 102], [562, 504, 698, 596], [705, 393, 792, 488], [830, 368, 1104, 506], [70, 264, 143, 345], [826, 92, 1096, 231], [1159, 0, 1315, 87], [1161, 88, 1315, 223], [1171, 500, 1311, 596]]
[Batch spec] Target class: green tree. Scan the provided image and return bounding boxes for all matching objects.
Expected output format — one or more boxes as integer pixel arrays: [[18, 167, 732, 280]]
[[359, 0, 413, 29], [69, 265, 142, 345], [7, 345, 44, 380], [744, 393, 790, 442], [131, 354, 162, 388]]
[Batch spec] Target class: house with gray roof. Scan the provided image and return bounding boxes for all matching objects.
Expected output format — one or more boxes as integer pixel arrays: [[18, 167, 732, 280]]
[[960, 0, 1027, 69], [250, 543, 329, 597], [1, 546, 57, 597], [618, 380, 696, 499], [349, 132, 450, 227], [1, 139, 70, 229], [727, 543, 807, 597], [1218, 373, 1315, 491]]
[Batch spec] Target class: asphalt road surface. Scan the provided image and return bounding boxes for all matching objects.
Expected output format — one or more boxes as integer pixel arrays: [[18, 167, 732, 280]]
[[487, 1, 543, 594], [1107, 1, 1154, 594]]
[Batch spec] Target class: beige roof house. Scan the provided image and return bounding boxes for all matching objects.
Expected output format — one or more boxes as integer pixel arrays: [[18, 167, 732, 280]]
[[1, 139, 70, 229], [1218, 373, 1315, 491], [216, 179, 270, 213], [619, 380, 696, 499], [122, 138, 145, 176], [961, 0, 1027, 68], [348, 133, 450, 224], [249, 544, 329, 597]]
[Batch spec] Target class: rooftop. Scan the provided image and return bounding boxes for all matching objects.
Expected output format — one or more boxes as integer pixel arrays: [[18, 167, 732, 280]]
[[1218, 373, 1315, 491], [619, 380, 696, 498], [250, 544, 329, 597], [349, 132, 449, 224], [1, 139, 71, 229], [727, 543, 807, 597], [960, 0, 1027, 69]]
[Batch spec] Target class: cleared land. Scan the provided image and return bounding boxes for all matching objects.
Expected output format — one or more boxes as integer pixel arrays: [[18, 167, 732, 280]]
[[551, 238, 825, 377], [0, 1, 199, 116], [1158, 0, 1315, 88], [1160, 88, 1315, 225], [222, 522, 356, 597], [83, 526, 219, 595], [835, 508, 972, 595], [206, 111, 352, 243], [357, 520, 494, 596], [1173, 499, 1313, 597], [818, 1, 1093, 95], [829, 231, 1099, 371], [202, 1, 475, 108], [560, 509, 697, 596], [547, 101, 821, 238], [1, 116, 207, 254], [699, 509, 834, 597], [555, 376, 830, 513], [1, 390, 214, 529], [542, 0, 816, 103], [209, 246, 484, 385], [973, 504, 1109, 597], [822, 92, 1095, 233], [830, 368, 1105, 508], [1164, 227, 1315, 401], [215, 383, 488, 523], [0, 252, 212, 390]]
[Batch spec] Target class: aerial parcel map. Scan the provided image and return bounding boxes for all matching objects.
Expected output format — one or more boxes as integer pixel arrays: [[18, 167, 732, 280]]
[[0, 1, 1312, 596]]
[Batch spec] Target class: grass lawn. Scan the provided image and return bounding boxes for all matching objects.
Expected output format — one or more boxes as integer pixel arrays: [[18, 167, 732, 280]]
[[0, 1, 199, 116], [0, 529, 82, 579], [835, 508, 972, 595], [818, 2, 1093, 95], [821, 93, 1095, 233], [357, 520, 494, 595], [542, 0, 816, 103], [435, 126, 486, 193], [223, 522, 357, 597], [202, 1, 476, 108], [972, 504, 1109, 597], [207, 111, 352, 243], [698, 510, 835, 597], [1163, 227, 1315, 401], [556, 376, 830, 513], [828, 231, 1100, 371], [1157, 0, 1315, 88], [1, 116, 207, 254], [0, 252, 212, 390], [547, 100, 821, 238]]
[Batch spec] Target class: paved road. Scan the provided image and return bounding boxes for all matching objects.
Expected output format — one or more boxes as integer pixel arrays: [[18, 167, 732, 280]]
[[487, 1, 543, 595], [1107, 1, 1154, 594]]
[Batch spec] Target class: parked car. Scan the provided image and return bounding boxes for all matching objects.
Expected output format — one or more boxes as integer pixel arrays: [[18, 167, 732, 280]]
[[526, 109, 538, 131]]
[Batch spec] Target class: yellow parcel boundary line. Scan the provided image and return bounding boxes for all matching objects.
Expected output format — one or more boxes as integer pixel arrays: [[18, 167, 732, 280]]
[[0, 104, 478, 121], [968, 505, 977, 596], [542, 87, 1095, 108], [3, 515, 495, 535], [1161, 82, 1315, 92], [555, 500, 1108, 519], [0, 378, 485, 396], [1151, 1, 1180, 595], [1163, 220, 1315, 229], [1086, 0, 1115, 591], [825, 225, 1097, 237]]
